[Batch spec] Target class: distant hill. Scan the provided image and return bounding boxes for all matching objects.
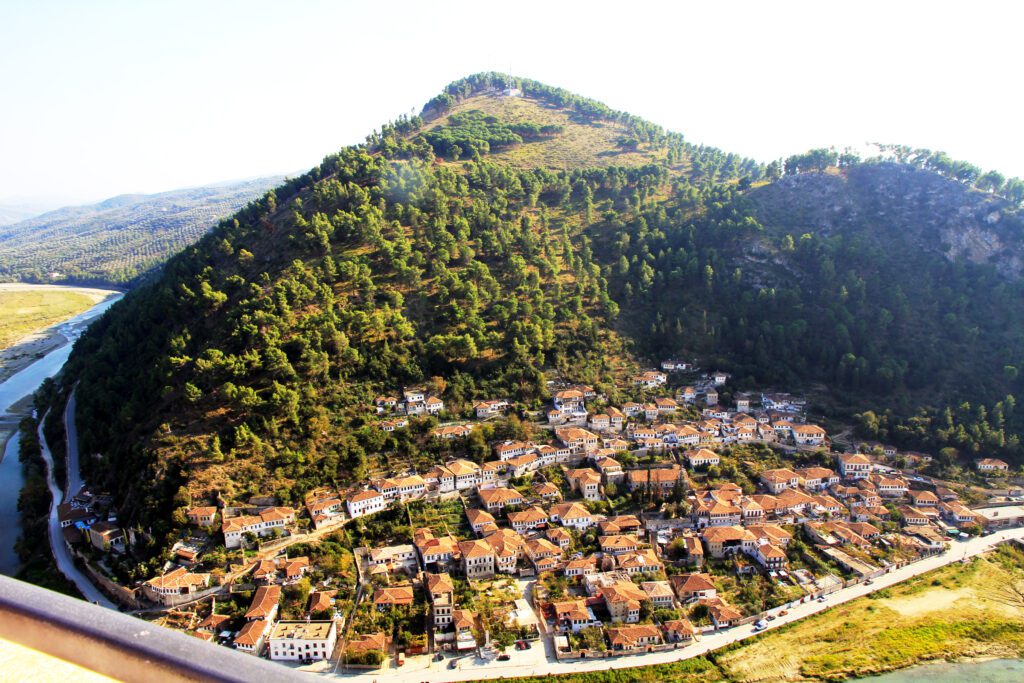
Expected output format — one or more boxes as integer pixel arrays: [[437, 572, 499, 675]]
[[52, 73, 1024, 552], [0, 177, 283, 286]]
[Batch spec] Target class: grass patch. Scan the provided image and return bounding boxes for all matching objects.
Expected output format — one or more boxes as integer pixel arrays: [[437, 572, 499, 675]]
[[716, 544, 1024, 681], [0, 287, 98, 349]]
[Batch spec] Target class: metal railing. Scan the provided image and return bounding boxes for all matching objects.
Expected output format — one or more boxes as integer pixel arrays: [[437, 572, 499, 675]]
[[0, 574, 307, 682]]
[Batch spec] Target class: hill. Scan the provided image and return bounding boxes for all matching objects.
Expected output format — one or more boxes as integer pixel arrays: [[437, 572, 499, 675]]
[[50, 73, 1024, 558], [0, 176, 283, 287]]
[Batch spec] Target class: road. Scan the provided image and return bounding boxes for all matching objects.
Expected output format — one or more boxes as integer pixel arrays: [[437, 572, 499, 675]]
[[63, 387, 83, 498], [333, 527, 1024, 682], [37, 410, 116, 609]]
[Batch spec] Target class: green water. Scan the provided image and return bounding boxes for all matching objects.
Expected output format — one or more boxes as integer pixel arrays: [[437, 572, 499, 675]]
[[859, 659, 1024, 682]]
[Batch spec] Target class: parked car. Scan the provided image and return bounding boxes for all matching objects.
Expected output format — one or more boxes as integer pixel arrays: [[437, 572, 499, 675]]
[[766, 615, 776, 621], [498, 654, 511, 661], [817, 596, 827, 603], [779, 610, 789, 616], [448, 660, 459, 670], [865, 579, 874, 585], [433, 652, 444, 661]]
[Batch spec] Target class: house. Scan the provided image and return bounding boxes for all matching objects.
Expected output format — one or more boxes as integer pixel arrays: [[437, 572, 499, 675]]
[[373, 585, 415, 611], [380, 417, 408, 432], [552, 599, 600, 633], [607, 406, 626, 431], [306, 495, 344, 528], [475, 399, 509, 418], [374, 395, 398, 413], [711, 371, 729, 386], [661, 359, 693, 372], [677, 386, 697, 403], [601, 581, 648, 623], [613, 549, 663, 574], [589, 413, 611, 431], [909, 490, 939, 508], [508, 506, 549, 533], [546, 526, 574, 550], [234, 619, 271, 656], [346, 490, 387, 520], [654, 397, 679, 414], [669, 573, 717, 602], [478, 487, 525, 513], [308, 590, 337, 616], [433, 424, 473, 440], [598, 515, 642, 536], [549, 502, 595, 530], [626, 465, 684, 495], [705, 598, 743, 629], [494, 440, 533, 460], [685, 448, 720, 469], [268, 621, 337, 662], [376, 475, 427, 501], [563, 556, 598, 579], [792, 424, 827, 446], [838, 453, 871, 480], [242, 585, 281, 623], [700, 526, 756, 558], [555, 427, 600, 453], [142, 567, 211, 606], [253, 556, 310, 584], [796, 467, 839, 491], [899, 505, 932, 526], [759, 468, 800, 494], [599, 535, 639, 556], [88, 521, 126, 553], [704, 389, 719, 406], [633, 371, 668, 388], [426, 572, 455, 627], [940, 501, 981, 527], [606, 624, 663, 651], [505, 453, 540, 477], [641, 581, 676, 609], [459, 539, 496, 579], [465, 508, 497, 535], [369, 545, 417, 575], [345, 632, 389, 658], [186, 506, 217, 527], [567, 468, 603, 501], [414, 528, 460, 568], [446, 459, 482, 490], [976, 458, 1010, 472], [553, 389, 586, 412], [663, 618, 696, 644]]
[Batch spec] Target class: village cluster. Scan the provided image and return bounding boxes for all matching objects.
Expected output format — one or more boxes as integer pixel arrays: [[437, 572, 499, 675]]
[[56, 363, 1024, 669]]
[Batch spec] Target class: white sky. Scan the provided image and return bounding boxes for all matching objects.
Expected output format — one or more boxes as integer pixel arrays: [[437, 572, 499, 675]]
[[1, 0, 1021, 208]]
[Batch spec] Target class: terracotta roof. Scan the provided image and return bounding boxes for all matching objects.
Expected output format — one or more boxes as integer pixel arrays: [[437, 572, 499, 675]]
[[426, 572, 455, 595], [346, 632, 388, 653], [373, 585, 414, 606], [245, 585, 281, 619], [145, 567, 210, 591], [234, 619, 267, 647]]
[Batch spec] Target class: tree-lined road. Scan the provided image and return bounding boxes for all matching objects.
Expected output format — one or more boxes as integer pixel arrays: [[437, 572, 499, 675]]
[[37, 411, 116, 609]]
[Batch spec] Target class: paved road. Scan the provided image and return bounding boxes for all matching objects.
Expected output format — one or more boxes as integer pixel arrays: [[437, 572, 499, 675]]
[[37, 411, 116, 609], [334, 527, 1024, 682], [63, 388, 83, 498]]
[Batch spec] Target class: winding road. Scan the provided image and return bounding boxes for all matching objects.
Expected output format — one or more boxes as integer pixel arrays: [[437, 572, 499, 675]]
[[37, 409, 116, 609]]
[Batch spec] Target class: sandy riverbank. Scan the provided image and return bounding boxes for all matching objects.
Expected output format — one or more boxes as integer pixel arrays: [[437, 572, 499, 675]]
[[0, 283, 119, 385]]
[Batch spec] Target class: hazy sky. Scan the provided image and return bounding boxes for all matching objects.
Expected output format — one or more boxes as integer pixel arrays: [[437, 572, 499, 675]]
[[2, 0, 1021, 207]]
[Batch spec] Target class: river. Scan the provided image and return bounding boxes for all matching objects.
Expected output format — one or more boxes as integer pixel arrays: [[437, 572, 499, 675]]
[[0, 292, 122, 576], [857, 659, 1024, 682]]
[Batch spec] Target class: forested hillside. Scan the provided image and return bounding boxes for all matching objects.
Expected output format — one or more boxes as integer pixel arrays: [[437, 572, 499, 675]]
[[54, 73, 1024, 552], [0, 176, 282, 287]]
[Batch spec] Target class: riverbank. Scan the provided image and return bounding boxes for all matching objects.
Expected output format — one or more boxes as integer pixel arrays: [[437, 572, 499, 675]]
[[0, 283, 119, 385], [712, 542, 1024, 681]]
